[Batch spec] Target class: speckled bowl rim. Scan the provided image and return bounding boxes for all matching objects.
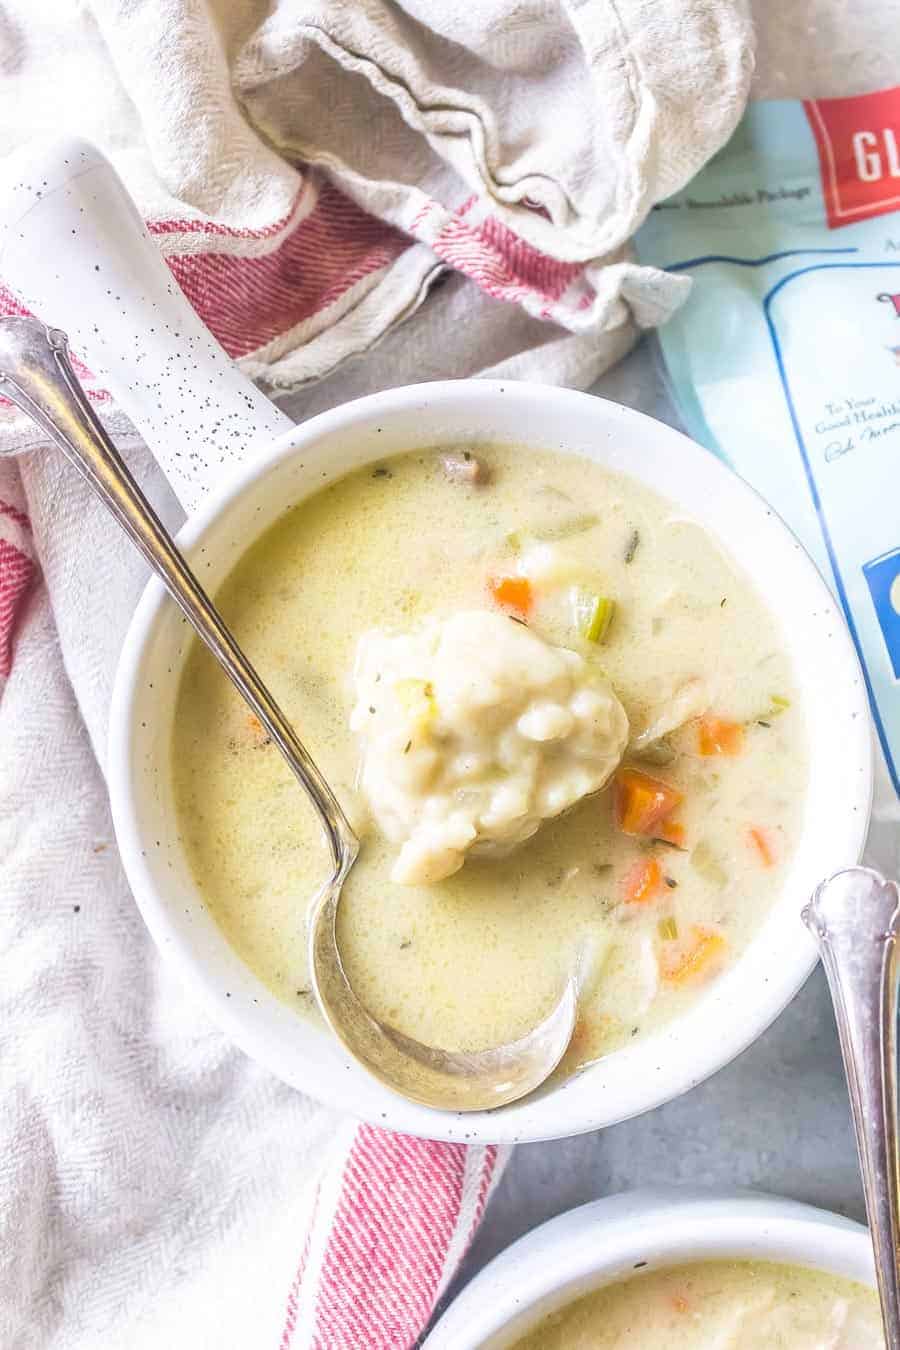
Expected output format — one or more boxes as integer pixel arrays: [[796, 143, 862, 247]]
[[108, 380, 873, 1143]]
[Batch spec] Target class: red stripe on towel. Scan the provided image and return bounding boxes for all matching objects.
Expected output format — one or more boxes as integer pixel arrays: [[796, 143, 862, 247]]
[[0, 530, 35, 678], [282, 1127, 502, 1350]]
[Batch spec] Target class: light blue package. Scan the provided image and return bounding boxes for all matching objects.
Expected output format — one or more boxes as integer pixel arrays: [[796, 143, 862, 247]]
[[635, 87, 900, 797]]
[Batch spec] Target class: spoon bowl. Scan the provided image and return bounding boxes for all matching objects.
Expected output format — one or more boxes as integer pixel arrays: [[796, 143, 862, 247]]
[[312, 863, 580, 1110], [0, 314, 579, 1113]]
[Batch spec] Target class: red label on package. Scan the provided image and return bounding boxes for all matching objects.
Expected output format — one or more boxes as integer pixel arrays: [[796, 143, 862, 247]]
[[804, 88, 900, 229]]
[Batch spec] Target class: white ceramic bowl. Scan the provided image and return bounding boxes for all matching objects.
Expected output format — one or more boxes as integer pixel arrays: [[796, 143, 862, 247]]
[[1, 143, 871, 1143], [424, 1188, 877, 1348], [108, 378, 872, 1143]]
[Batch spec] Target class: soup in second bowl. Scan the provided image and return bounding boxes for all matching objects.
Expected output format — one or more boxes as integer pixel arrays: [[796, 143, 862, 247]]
[[511, 1259, 882, 1349], [172, 443, 806, 1070]]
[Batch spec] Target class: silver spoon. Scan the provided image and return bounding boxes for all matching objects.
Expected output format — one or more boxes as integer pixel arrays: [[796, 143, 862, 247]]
[[0, 315, 579, 1112], [803, 867, 900, 1348]]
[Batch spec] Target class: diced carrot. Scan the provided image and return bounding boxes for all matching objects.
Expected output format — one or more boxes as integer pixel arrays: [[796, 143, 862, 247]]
[[655, 818, 686, 848], [697, 716, 744, 756], [660, 925, 727, 984], [613, 767, 682, 836], [748, 826, 776, 867], [621, 857, 662, 905], [672, 1295, 690, 1314], [488, 574, 533, 618], [568, 1014, 590, 1056], [245, 712, 270, 745]]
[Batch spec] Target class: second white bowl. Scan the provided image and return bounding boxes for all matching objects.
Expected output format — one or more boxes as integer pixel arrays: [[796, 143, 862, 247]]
[[425, 1188, 877, 1348]]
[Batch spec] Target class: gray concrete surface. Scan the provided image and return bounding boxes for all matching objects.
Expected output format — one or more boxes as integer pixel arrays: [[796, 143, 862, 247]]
[[453, 970, 859, 1292]]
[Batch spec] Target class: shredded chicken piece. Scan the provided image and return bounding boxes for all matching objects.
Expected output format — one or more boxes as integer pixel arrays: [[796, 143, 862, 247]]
[[440, 451, 488, 484], [631, 676, 712, 751], [633, 936, 660, 1016]]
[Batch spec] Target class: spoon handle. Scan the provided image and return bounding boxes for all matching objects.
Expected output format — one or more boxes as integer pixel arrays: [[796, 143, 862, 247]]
[[0, 315, 356, 872], [803, 867, 900, 1348]]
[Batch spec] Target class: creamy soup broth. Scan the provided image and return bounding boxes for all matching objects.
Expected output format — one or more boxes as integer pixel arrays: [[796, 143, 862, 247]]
[[172, 445, 806, 1064], [511, 1260, 882, 1349]]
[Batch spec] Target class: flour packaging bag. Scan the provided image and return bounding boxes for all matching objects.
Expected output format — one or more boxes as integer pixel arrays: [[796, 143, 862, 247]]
[[636, 86, 900, 803]]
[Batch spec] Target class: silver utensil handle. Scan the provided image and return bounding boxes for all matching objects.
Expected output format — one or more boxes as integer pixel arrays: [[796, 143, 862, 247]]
[[0, 315, 355, 872], [804, 867, 900, 1348]]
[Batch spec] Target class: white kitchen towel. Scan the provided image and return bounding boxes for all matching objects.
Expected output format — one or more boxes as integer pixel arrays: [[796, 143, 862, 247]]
[[0, 2, 757, 1347], [0, 0, 758, 413]]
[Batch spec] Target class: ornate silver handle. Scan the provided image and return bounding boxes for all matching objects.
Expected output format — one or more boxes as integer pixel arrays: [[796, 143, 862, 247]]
[[804, 867, 900, 1348], [0, 315, 356, 874]]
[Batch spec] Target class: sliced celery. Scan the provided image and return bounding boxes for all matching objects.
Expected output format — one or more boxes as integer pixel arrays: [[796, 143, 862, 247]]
[[579, 592, 615, 644], [507, 514, 600, 550], [690, 841, 728, 888], [753, 693, 791, 724], [530, 513, 600, 542]]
